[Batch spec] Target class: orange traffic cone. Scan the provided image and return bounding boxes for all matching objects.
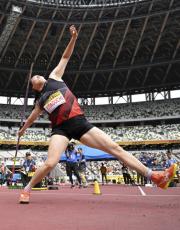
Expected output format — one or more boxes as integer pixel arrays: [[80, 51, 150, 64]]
[[93, 180, 101, 195]]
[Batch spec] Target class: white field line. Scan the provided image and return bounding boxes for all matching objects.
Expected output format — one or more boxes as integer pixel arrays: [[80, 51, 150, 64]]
[[138, 186, 146, 196]]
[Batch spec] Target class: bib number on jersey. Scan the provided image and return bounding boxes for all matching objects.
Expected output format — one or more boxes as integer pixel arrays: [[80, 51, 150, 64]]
[[44, 91, 66, 113]]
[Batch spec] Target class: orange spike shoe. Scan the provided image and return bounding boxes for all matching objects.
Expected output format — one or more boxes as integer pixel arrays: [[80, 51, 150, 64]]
[[151, 164, 177, 189], [19, 191, 30, 204]]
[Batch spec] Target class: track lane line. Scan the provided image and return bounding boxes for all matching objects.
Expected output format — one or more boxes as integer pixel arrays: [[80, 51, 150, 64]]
[[138, 186, 146, 196]]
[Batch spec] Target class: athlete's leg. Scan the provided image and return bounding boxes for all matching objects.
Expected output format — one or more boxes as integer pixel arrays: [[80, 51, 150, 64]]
[[80, 127, 177, 189], [80, 127, 148, 176], [26, 135, 69, 188], [19, 135, 69, 203]]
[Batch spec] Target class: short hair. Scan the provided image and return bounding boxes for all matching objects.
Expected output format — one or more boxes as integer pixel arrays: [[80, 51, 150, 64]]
[[26, 152, 31, 157]]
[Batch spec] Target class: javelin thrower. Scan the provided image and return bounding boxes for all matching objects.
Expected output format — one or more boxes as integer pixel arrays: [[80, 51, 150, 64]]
[[18, 25, 177, 204]]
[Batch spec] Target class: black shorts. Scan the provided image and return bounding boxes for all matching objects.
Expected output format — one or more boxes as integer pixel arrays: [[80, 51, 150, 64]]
[[51, 115, 94, 140]]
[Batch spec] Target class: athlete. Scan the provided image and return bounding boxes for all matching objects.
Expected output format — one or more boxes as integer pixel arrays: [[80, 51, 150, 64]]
[[18, 25, 177, 203]]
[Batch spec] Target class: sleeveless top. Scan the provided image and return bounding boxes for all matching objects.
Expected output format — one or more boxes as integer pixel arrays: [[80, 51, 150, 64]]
[[38, 78, 84, 127]]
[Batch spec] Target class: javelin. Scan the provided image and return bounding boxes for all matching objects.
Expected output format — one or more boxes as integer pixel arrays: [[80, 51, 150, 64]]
[[12, 62, 34, 176]]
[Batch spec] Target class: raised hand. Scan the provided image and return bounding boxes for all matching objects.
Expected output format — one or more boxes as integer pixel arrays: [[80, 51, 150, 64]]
[[70, 25, 78, 39]]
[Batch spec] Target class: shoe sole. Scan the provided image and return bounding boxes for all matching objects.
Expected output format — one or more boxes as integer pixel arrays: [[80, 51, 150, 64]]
[[161, 164, 177, 189], [19, 201, 29, 204]]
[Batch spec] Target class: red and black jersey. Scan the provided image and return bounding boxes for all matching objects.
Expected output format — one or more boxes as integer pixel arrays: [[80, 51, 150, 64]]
[[38, 78, 84, 127]]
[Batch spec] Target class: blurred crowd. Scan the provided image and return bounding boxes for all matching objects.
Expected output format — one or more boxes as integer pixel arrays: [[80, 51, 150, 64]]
[[83, 99, 180, 120], [0, 124, 180, 142], [1, 149, 179, 186], [102, 124, 180, 141], [0, 98, 179, 121]]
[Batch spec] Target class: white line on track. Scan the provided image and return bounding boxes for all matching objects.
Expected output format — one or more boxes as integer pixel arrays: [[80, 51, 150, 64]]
[[138, 186, 146, 196]]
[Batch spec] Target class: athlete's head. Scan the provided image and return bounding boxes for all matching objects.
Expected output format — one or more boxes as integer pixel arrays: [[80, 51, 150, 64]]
[[31, 75, 46, 91]]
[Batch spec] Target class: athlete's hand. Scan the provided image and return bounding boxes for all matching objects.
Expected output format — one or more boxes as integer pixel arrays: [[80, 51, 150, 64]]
[[18, 128, 25, 137], [70, 25, 78, 39]]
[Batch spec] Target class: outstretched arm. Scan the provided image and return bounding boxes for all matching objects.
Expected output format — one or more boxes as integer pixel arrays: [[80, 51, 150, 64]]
[[49, 25, 78, 80], [18, 104, 43, 137]]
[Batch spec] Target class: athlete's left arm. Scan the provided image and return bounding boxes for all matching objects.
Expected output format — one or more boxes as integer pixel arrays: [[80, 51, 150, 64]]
[[18, 103, 43, 137], [49, 25, 78, 80]]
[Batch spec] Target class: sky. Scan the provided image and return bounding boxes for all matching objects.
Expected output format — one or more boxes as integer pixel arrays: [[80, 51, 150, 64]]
[[0, 89, 179, 106]]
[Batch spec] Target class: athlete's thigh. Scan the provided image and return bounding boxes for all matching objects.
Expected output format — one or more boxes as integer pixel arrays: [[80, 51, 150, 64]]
[[47, 134, 69, 163], [80, 127, 117, 153]]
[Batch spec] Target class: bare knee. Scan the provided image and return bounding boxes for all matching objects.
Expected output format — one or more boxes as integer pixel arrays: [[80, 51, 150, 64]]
[[44, 160, 56, 171]]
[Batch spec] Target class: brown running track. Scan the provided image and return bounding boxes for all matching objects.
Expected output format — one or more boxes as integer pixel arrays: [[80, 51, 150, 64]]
[[0, 185, 179, 230]]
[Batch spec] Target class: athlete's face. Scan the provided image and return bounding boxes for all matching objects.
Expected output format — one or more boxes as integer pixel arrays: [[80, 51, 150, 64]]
[[31, 75, 45, 91]]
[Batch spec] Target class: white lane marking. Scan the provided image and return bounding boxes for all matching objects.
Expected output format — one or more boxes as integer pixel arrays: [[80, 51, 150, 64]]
[[138, 186, 146, 196]]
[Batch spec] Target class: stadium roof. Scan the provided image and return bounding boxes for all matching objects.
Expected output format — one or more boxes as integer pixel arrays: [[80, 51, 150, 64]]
[[0, 0, 180, 98]]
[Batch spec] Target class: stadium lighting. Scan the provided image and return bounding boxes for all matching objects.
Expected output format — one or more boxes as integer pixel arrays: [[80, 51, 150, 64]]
[[12, 5, 23, 14], [27, 0, 147, 8]]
